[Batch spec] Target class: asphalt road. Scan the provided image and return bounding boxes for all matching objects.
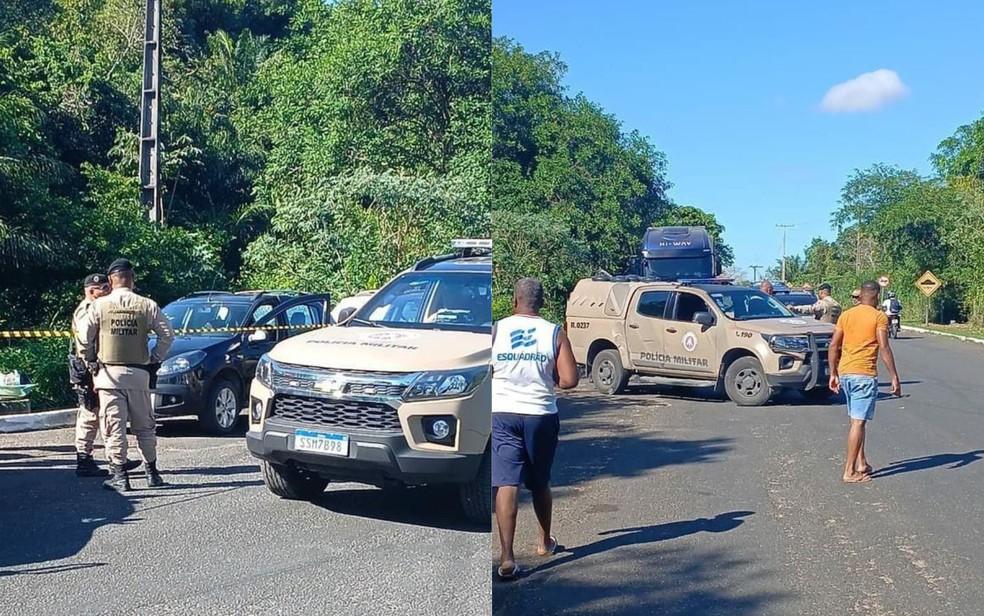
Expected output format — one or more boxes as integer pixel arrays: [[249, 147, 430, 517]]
[[0, 422, 488, 615], [493, 332, 984, 616]]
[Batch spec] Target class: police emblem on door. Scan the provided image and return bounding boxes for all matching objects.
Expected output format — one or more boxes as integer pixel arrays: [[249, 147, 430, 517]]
[[682, 332, 698, 352]]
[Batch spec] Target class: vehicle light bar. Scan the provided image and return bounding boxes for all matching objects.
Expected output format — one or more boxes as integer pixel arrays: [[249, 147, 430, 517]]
[[452, 238, 492, 249]]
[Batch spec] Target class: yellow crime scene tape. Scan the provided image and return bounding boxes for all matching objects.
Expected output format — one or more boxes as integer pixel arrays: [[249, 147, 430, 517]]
[[0, 323, 329, 340]]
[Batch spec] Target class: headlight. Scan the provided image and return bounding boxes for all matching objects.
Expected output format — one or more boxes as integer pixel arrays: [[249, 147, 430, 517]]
[[763, 334, 810, 353], [158, 350, 207, 376], [255, 354, 274, 388], [403, 366, 489, 400]]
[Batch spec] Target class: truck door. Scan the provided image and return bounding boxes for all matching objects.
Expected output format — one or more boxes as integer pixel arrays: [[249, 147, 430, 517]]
[[625, 289, 671, 370], [662, 291, 717, 377]]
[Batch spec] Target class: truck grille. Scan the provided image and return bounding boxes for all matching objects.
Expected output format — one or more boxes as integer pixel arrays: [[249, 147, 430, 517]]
[[814, 335, 832, 352], [270, 395, 402, 432]]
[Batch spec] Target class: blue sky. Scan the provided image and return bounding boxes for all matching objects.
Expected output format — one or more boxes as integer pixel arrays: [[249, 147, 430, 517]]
[[493, 1, 984, 276]]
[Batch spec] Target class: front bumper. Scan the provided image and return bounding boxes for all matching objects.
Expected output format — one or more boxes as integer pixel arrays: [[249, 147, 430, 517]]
[[246, 421, 483, 486], [151, 376, 205, 417], [766, 348, 829, 390]]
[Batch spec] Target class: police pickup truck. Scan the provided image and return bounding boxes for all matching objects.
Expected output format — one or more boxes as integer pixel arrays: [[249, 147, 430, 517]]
[[246, 240, 492, 523], [566, 276, 835, 405]]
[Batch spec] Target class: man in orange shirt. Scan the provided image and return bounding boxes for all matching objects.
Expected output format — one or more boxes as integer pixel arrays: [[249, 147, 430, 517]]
[[828, 281, 902, 483]]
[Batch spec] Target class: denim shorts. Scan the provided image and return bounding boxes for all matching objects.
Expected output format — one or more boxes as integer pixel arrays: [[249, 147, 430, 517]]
[[842, 375, 878, 421], [491, 412, 560, 489]]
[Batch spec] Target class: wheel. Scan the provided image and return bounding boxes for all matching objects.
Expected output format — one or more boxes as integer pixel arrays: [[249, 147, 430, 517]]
[[723, 356, 773, 406], [592, 349, 630, 395], [802, 386, 835, 402], [458, 445, 491, 525], [199, 378, 241, 436], [261, 461, 328, 500]]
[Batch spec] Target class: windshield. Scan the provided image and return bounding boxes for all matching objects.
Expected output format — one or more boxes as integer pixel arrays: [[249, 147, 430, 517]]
[[776, 293, 816, 307], [644, 256, 714, 280], [351, 271, 492, 333], [162, 300, 252, 335], [707, 289, 795, 321]]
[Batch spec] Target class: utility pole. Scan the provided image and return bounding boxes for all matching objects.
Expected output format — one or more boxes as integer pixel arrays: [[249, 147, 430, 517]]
[[139, 0, 163, 224], [776, 224, 794, 282], [750, 264, 763, 282]]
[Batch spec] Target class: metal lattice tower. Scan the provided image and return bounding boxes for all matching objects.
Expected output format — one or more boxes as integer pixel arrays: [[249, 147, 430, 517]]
[[139, 0, 163, 224]]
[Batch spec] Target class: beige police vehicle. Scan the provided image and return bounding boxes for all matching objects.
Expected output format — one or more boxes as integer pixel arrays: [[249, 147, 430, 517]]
[[245, 240, 492, 523], [566, 276, 835, 405]]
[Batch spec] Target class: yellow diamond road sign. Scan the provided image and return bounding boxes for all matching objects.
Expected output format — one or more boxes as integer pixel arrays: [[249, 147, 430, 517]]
[[915, 270, 942, 297]]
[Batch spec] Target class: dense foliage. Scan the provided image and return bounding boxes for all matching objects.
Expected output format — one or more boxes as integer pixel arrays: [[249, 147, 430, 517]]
[[1, 0, 489, 407], [772, 129, 984, 325], [1, 0, 489, 329], [492, 38, 732, 320]]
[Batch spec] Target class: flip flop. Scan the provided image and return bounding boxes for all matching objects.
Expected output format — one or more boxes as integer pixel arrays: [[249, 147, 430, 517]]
[[536, 536, 559, 556], [843, 473, 871, 483], [497, 563, 523, 581]]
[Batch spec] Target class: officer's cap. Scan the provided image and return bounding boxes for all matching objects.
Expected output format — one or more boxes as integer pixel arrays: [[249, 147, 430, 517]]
[[83, 273, 109, 288], [818, 283, 832, 292], [107, 258, 134, 275]]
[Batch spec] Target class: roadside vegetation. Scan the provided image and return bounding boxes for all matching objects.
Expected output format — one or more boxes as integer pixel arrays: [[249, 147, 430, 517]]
[[0, 0, 489, 408], [769, 130, 984, 327]]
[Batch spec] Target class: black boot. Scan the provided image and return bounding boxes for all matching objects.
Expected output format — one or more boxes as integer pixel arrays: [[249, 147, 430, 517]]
[[102, 464, 132, 492], [122, 459, 142, 472], [75, 453, 109, 477], [146, 460, 167, 488]]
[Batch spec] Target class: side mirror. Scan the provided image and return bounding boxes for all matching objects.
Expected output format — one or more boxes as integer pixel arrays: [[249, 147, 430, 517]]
[[247, 329, 269, 343], [693, 311, 715, 327], [337, 307, 357, 323]]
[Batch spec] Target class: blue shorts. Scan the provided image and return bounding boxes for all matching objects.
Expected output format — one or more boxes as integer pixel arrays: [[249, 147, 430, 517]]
[[842, 375, 877, 421], [492, 412, 560, 489]]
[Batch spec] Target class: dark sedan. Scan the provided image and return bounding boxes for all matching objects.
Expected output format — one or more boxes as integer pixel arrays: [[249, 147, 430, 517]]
[[152, 291, 330, 435]]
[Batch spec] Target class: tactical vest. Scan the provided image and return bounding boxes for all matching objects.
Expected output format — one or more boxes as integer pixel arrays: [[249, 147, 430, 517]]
[[819, 297, 842, 324], [95, 294, 152, 365], [71, 299, 91, 358]]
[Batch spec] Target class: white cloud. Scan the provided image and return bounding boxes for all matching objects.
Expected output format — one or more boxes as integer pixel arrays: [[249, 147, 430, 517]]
[[820, 69, 909, 113]]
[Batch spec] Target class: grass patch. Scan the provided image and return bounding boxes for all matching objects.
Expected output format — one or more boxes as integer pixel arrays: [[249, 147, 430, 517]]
[[908, 322, 984, 341]]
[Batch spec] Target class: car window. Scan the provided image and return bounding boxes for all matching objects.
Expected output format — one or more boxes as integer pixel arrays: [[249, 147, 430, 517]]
[[161, 300, 250, 336], [673, 293, 711, 323], [355, 271, 492, 333], [285, 305, 315, 329], [636, 291, 670, 319], [250, 303, 275, 323]]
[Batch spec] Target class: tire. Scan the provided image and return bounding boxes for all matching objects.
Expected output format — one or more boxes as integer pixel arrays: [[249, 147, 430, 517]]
[[592, 349, 630, 395], [802, 386, 835, 402], [261, 460, 328, 500], [199, 378, 241, 436], [459, 446, 491, 525], [723, 356, 773, 406]]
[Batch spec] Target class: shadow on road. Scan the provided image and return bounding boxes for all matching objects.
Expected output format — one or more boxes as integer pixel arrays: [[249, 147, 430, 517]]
[[870, 450, 984, 479], [529, 511, 755, 577], [553, 394, 733, 489], [312, 485, 489, 533], [0, 462, 135, 571], [0, 449, 259, 573], [493, 512, 783, 615], [156, 417, 248, 438]]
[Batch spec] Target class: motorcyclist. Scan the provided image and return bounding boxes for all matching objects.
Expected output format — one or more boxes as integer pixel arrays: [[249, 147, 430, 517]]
[[882, 292, 902, 333]]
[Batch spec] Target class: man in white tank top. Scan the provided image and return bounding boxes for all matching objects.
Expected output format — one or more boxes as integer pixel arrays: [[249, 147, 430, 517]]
[[492, 278, 579, 579]]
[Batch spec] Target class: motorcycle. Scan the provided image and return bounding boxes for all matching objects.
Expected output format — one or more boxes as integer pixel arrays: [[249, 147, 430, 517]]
[[888, 314, 901, 339]]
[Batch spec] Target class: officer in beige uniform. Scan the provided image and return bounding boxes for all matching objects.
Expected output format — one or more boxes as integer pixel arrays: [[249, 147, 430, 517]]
[[70, 273, 111, 477], [79, 259, 174, 492], [790, 282, 842, 324]]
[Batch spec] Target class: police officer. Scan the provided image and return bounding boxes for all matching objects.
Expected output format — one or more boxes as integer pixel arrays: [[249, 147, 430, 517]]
[[791, 282, 842, 324], [79, 258, 175, 491], [70, 274, 111, 477]]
